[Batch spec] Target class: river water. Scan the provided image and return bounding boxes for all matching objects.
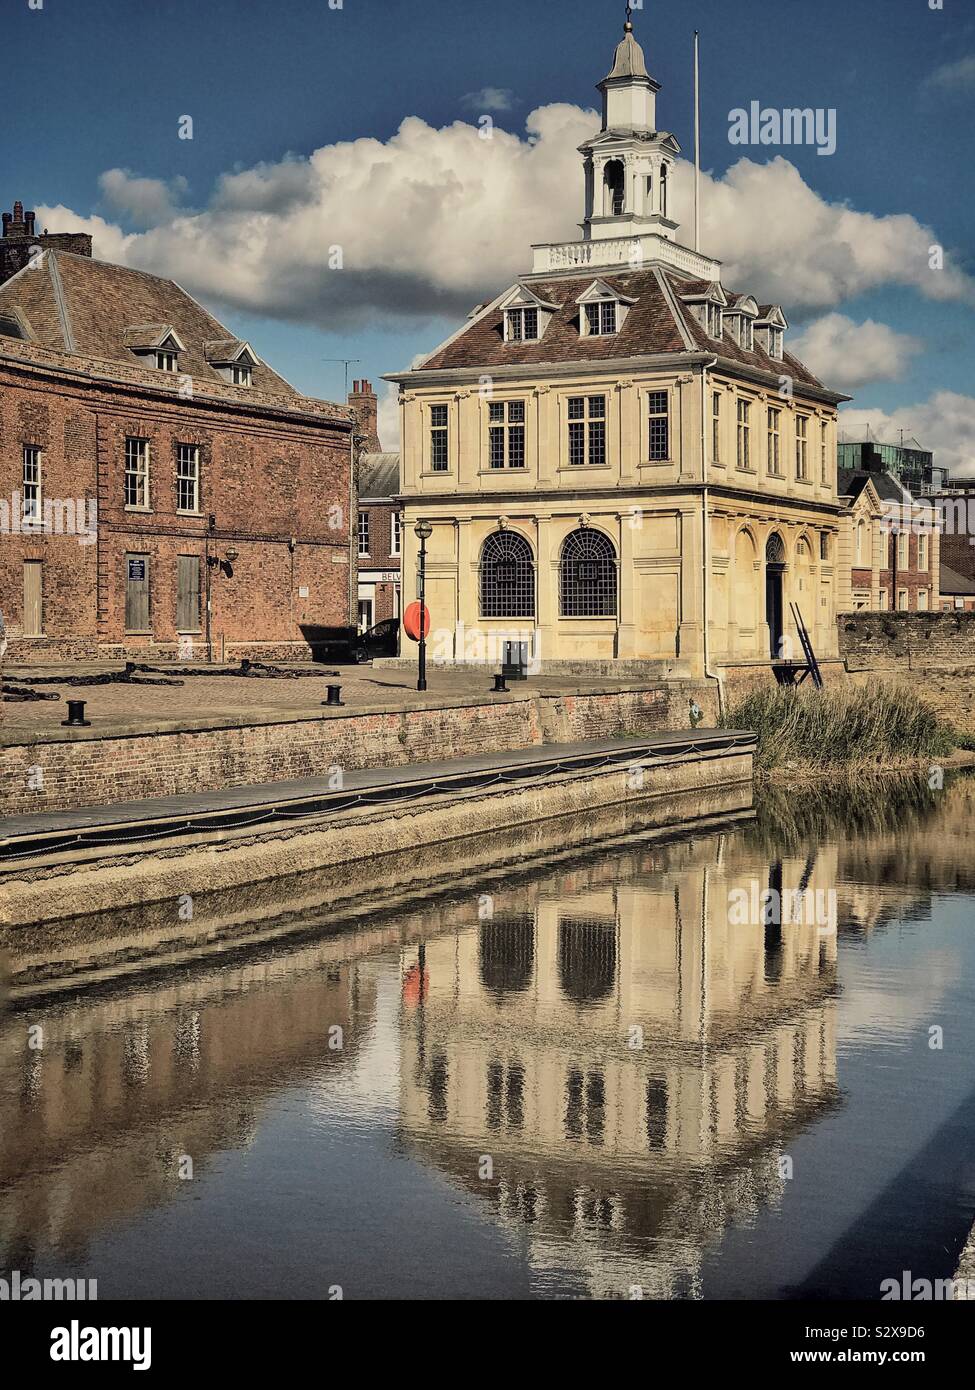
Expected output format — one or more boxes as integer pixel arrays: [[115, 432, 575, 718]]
[[2, 774, 975, 1300]]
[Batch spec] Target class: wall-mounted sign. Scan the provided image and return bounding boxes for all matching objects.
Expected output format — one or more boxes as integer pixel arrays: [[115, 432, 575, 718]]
[[127, 559, 146, 581], [298, 586, 310, 598]]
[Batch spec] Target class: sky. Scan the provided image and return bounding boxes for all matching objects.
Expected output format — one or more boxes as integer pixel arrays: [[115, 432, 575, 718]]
[[4, 0, 975, 469]]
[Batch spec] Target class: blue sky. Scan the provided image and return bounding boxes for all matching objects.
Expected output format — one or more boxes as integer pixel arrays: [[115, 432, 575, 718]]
[[5, 0, 974, 462]]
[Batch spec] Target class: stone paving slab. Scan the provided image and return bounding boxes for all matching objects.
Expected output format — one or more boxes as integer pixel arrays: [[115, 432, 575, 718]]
[[0, 729, 753, 844], [0, 662, 696, 742]]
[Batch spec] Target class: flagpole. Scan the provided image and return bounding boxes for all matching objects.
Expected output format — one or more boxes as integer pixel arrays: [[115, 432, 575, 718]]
[[694, 29, 701, 253]]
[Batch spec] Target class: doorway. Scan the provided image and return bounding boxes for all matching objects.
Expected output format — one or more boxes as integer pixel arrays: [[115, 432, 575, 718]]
[[765, 534, 786, 659], [23, 560, 42, 635]]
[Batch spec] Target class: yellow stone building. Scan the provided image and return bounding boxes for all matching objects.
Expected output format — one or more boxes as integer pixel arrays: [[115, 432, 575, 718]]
[[388, 13, 850, 677]]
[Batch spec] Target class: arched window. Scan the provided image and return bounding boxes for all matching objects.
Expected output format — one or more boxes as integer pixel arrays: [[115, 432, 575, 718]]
[[480, 530, 535, 619], [660, 164, 668, 218], [604, 160, 625, 217], [560, 528, 618, 618], [856, 520, 865, 565]]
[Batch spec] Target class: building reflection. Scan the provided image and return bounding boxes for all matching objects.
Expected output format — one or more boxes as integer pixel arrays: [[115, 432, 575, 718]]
[[0, 773, 970, 1289], [0, 936, 377, 1268], [400, 833, 842, 1298]]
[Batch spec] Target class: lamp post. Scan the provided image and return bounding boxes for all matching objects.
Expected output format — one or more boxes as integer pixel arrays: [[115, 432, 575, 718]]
[[414, 519, 432, 692]]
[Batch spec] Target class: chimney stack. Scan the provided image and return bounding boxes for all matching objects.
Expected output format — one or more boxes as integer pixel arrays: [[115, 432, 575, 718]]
[[348, 378, 381, 453], [0, 198, 93, 287]]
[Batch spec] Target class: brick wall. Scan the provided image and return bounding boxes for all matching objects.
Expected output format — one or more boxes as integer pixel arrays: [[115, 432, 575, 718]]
[[0, 684, 719, 814], [839, 611, 975, 669], [0, 354, 353, 660]]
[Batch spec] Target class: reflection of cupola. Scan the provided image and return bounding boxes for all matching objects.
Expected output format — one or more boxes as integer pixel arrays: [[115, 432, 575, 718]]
[[579, 11, 681, 245]]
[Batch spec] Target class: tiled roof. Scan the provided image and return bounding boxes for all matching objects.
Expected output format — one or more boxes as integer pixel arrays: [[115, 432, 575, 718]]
[[419, 269, 687, 370], [359, 452, 400, 499], [939, 563, 975, 596], [0, 250, 298, 397], [838, 467, 911, 504], [416, 266, 824, 388]]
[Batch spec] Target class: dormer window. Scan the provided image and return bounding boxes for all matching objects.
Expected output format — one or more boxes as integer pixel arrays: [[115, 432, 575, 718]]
[[586, 301, 617, 336], [123, 325, 185, 372], [725, 297, 759, 352], [683, 284, 727, 341], [502, 287, 557, 343], [505, 307, 539, 342], [204, 338, 258, 385], [576, 279, 636, 339], [727, 316, 753, 351], [754, 307, 788, 360]]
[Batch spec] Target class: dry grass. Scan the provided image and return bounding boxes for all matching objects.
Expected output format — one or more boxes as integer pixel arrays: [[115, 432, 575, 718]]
[[720, 680, 955, 774]]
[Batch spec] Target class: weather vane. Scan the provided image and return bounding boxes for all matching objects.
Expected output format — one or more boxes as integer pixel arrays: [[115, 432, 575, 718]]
[[625, 1, 633, 24]]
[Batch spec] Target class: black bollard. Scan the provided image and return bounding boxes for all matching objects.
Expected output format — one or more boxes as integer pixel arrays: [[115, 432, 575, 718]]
[[62, 700, 91, 728], [323, 684, 344, 707], [492, 673, 509, 694]]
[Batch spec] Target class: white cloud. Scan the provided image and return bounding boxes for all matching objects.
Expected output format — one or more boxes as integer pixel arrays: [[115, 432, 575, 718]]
[[790, 313, 922, 390], [33, 204, 135, 266], [34, 107, 975, 332], [681, 155, 975, 311], [925, 54, 975, 92], [98, 169, 188, 228], [460, 87, 517, 113], [839, 392, 975, 480], [377, 382, 400, 453]]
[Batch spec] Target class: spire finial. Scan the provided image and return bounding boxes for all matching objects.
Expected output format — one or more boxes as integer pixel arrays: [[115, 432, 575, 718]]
[[624, 2, 633, 32]]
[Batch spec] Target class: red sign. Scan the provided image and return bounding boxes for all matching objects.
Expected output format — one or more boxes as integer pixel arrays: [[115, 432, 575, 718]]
[[403, 602, 431, 641]]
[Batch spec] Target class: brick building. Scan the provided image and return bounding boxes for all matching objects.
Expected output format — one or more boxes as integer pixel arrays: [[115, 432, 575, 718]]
[[356, 450, 401, 629], [0, 227, 354, 662], [838, 468, 939, 612]]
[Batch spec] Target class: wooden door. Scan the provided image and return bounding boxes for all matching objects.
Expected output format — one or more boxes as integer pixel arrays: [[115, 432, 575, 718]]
[[176, 555, 201, 632], [23, 560, 42, 635], [125, 554, 151, 632]]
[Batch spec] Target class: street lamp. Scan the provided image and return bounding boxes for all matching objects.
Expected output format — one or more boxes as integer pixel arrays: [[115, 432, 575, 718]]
[[414, 519, 433, 692]]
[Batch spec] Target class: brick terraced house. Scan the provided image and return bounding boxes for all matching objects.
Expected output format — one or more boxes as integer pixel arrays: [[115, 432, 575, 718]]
[[0, 217, 354, 662]]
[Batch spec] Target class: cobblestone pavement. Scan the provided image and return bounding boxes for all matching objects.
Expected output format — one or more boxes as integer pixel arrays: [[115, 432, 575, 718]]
[[1, 661, 657, 737]]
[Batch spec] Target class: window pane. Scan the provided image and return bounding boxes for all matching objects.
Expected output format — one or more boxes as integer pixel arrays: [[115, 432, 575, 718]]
[[507, 400, 525, 424], [568, 397, 585, 421], [489, 427, 506, 469], [508, 426, 525, 469], [588, 420, 606, 467], [489, 402, 505, 423], [568, 421, 586, 466], [588, 395, 605, 419]]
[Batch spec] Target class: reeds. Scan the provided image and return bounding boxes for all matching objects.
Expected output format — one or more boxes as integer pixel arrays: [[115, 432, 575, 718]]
[[720, 680, 955, 774]]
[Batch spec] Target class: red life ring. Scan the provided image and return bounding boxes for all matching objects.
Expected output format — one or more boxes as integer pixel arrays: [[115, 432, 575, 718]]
[[403, 602, 431, 641]]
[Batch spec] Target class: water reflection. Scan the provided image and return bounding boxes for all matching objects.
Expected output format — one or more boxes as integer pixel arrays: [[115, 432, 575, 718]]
[[1, 773, 973, 1298]]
